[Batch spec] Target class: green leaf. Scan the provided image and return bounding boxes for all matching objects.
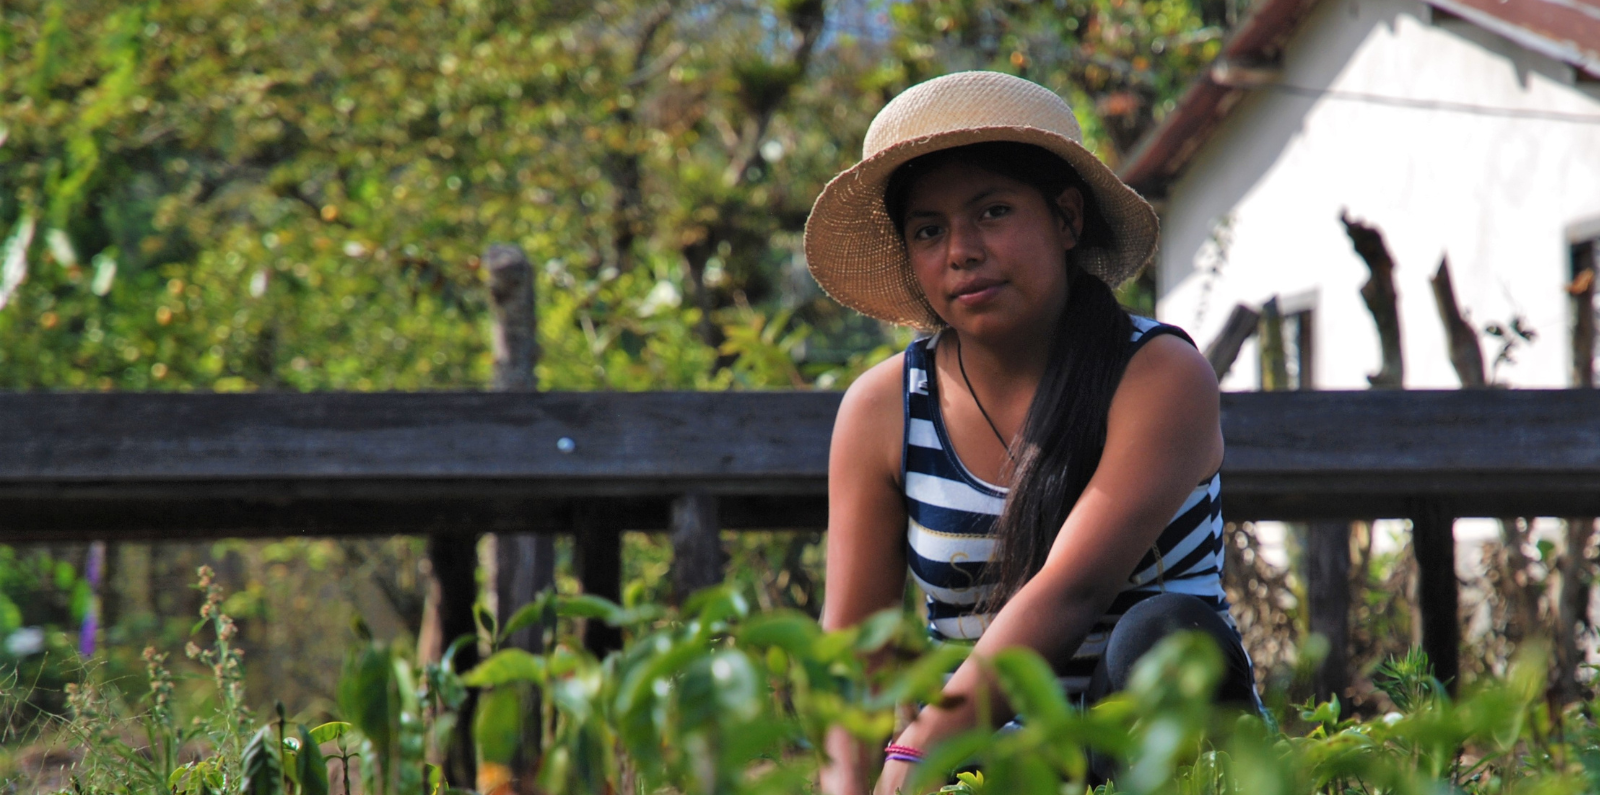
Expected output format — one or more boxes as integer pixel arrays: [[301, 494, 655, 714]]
[[463, 649, 547, 688], [308, 722, 351, 745], [336, 643, 394, 755], [983, 751, 1058, 795], [737, 611, 820, 654], [555, 594, 626, 624], [474, 601, 498, 642], [474, 686, 524, 765], [684, 585, 749, 626], [498, 597, 552, 642], [907, 729, 992, 794], [867, 643, 971, 709], [296, 724, 330, 795], [240, 726, 283, 795], [852, 607, 903, 653], [169, 760, 225, 795], [990, 647, 1072, 728], [440, 633, 475, 673]]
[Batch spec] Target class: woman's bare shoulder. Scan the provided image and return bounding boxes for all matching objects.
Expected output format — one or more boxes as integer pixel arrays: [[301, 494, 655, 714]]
[[839, 351, 905, 413], [831, 351, 907, 479], [1120, 332, 1218, 401], [1109, 331, 1223, 470]]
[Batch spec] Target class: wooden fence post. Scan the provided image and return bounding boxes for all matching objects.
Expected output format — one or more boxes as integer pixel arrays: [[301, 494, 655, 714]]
[[575, 504, 624, 656], [1307, 520, 1350, 701], [483, 244, 554, 792], [426, 532, 480, 786], [672, 491, 724, 603], [1252, 298, 1353, 698], [1411, 501, 1459, 692], [483, 243, 555, 654], [1558, 241, 1597, 703]]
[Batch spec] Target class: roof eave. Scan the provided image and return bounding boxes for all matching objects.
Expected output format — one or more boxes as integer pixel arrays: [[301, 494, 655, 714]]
[[1423, 0, 1600, 79], [1119, 0, 1325, 198]]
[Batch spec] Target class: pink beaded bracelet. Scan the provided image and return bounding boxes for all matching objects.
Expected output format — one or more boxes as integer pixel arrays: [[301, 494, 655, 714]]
[[884, 744, 925, 764]]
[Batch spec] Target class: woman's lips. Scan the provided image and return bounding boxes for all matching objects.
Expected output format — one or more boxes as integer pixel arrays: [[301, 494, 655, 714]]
[[952, 279, 1004, 306]]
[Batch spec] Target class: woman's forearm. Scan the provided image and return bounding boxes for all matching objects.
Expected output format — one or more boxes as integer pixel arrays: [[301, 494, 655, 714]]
[[822, 725, 878, 795], [894, 579, 1112, 750]]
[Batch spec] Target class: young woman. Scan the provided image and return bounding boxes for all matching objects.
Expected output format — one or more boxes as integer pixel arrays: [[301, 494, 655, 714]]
[[804, 72, 1260, 795]]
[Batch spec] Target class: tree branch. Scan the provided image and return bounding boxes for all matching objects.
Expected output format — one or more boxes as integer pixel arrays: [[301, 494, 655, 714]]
[[1429, 256, 1485, 388]]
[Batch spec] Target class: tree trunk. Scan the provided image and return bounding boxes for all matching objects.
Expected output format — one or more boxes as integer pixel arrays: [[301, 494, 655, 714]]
[[1341, 211, 1404, 388]]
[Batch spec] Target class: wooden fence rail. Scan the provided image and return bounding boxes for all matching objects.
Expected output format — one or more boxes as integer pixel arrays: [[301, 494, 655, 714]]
[[3, 388, 1598, 536], [3, 387, 1600, 691]]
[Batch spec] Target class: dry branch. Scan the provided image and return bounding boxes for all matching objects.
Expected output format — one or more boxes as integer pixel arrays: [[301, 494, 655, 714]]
[[1204, 303, 1261, 380], [1429, 257, 1485, 388]]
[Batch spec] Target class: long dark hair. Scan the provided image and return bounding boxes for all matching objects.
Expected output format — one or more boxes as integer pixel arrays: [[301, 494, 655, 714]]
[[885, 142, 1135, 611]]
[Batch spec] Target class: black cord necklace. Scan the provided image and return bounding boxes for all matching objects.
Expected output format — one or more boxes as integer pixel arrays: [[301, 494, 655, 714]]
[[953, 333, 1017, 464]]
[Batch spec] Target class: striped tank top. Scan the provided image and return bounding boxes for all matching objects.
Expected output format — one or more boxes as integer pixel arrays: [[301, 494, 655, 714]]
[[903, 315, 1238, 695]]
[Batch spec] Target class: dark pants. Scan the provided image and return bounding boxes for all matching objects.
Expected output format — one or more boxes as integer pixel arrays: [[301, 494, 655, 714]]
[[1083, 592, 1260, 708], [1080, 593, 1260, 783]]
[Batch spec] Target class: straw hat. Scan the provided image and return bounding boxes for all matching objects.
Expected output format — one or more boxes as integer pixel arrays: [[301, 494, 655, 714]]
[[803, 71, 1159, 330]]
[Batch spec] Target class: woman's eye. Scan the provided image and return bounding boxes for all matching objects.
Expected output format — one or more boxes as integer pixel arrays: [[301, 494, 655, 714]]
[[981, 204, 1011, 220], [912, 224, 942, 241]]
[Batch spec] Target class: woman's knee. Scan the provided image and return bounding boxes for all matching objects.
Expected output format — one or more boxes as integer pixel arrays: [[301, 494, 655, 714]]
[[1101, 594, 1249, 696]]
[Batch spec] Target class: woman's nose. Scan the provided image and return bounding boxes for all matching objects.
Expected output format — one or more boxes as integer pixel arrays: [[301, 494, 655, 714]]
[[947, 220, 984, 269]]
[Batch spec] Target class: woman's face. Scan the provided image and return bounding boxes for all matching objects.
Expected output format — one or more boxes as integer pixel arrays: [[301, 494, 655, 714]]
[[900, 160, 1084, 342]]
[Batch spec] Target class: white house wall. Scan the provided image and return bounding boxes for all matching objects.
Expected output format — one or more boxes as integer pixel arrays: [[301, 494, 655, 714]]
[[1154, 0, 1600, 391]]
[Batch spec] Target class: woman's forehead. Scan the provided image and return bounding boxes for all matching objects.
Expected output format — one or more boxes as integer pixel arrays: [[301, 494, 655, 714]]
[[903, 161, 1036, 210]]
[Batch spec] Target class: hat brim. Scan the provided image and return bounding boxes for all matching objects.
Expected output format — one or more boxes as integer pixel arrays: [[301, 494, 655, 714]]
[[803, 125, 1159, 331]]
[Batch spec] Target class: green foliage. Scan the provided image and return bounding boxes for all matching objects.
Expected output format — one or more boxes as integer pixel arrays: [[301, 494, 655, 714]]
[[2, 0, 1198, 399], [0, 547, 91, 738], [1372, 645, 1449, 714], [446, 588, 1600, 795], [10, 568, 1600, 794]]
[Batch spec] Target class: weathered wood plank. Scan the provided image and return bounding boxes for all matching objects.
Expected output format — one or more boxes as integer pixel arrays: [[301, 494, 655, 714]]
[[0, 391, 839, 482], [2, 389, 1599, 538]]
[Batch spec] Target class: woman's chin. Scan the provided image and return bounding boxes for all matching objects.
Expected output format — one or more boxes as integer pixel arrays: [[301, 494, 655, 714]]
[[945, 313, 1030, 343]]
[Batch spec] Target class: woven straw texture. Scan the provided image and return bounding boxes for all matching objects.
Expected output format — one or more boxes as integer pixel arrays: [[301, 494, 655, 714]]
[[804, 71, 1159, 330]]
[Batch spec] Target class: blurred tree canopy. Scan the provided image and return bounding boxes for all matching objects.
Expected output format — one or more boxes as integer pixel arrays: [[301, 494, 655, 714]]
[[0, 0, 1236, 731], [1, 0, 1225, 394]]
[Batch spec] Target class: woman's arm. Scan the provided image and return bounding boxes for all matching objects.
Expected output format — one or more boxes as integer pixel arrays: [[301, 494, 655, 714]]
[[876, 335, 1224, 794], [819, 354, 911, 795]]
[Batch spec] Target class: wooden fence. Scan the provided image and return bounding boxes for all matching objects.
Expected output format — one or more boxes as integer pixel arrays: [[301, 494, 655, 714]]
[[3, 244, 1596, 785], [3, 386, 1600, 683]]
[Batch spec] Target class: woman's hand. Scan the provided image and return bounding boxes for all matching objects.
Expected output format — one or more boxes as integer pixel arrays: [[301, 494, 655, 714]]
[[872, 759, 918, 795]]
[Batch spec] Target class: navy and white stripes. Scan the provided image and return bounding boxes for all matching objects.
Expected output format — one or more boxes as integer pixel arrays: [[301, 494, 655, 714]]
[[901, 316, 1238, 696]]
